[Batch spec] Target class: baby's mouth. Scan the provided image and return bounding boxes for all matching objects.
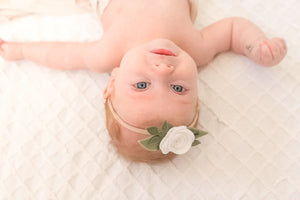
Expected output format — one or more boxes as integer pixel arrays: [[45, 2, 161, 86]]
[[150, 49, 176, 56]]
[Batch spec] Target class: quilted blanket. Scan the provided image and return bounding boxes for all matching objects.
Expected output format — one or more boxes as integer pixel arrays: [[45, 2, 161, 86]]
[[0, 0, 299, 199]]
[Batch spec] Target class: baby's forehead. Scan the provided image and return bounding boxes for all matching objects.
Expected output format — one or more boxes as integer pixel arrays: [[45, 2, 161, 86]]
[[120, 103, 194, 129]]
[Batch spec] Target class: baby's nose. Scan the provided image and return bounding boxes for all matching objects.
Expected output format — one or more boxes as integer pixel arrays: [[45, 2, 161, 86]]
[[153, 63, 174, 74]]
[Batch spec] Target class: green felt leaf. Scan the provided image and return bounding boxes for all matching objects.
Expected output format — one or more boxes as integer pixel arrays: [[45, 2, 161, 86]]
[[161, 121, 173, 136], [149, 135, 162, 144], [147, 127, 160, 136], [192, 140, 201, 146], [188, 128, 208, 139], [138, 136, 161, 151]]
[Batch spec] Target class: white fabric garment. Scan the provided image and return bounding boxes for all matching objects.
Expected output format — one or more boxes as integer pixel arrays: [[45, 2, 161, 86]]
[[0, 0, 110, 21]]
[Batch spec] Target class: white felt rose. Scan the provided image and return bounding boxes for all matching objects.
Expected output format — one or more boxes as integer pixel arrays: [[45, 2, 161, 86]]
[[159, 126, 195, 155]]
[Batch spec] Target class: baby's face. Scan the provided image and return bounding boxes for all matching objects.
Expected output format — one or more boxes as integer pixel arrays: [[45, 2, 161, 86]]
[[108, 39, 198, 129]]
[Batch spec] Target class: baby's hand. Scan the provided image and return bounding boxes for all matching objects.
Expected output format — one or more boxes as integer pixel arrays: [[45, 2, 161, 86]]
[[0, 39, 23, 61], [247, 37, 287, 67]]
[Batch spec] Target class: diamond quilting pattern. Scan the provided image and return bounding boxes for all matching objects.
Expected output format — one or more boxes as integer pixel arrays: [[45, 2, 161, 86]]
[[0, 1, 300, 200]]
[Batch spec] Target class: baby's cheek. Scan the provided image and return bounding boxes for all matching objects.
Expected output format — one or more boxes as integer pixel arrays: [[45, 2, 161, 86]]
[[119, 126, 147, 146]]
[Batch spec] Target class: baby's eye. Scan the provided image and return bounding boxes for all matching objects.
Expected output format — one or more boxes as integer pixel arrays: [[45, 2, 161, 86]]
[[172, 85, 184, 93], [134, 82, 149, 89]]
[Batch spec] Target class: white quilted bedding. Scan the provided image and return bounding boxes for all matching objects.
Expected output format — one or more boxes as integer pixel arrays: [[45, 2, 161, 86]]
[[0, 0, 299, 199]]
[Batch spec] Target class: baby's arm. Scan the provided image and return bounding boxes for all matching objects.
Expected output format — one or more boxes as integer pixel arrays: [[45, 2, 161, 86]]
[[0, 39, 115, 72], [198, 17, 287, 66]]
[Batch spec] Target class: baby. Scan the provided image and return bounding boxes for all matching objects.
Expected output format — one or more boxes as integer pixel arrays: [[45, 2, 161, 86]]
[[0, 0, 287, 162]]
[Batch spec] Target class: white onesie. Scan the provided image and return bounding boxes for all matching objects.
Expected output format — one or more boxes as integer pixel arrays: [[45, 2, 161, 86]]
[[0, 0, 110, 21], [89, 0, 110, 15]]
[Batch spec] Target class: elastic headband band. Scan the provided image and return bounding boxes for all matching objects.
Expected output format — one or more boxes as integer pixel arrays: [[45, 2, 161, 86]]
[[107, 99, 199, 135]]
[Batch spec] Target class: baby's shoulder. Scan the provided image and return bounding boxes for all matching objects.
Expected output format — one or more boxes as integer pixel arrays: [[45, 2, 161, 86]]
[[91, 33, 125, 72], [177, 27, 210, 66]]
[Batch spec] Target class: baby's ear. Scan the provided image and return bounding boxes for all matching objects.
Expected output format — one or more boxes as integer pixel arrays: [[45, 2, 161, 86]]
[[111, 67, 120, 77], [103, 68, 119, 99]]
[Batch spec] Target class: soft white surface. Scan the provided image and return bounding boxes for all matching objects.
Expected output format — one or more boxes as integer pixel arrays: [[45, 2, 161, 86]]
[[0, 0, 299, 199]]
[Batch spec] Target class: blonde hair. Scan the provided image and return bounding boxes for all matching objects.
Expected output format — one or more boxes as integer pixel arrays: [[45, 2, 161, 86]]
[[104, 100, 176, 162], [104, 99, 200, 162]]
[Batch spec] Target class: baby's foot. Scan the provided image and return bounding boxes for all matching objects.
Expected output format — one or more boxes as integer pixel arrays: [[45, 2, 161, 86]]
[[247, 37, 287, 67], [0, 39, 23, 61]]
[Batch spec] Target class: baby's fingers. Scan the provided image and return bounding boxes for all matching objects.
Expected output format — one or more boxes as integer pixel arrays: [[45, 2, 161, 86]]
[[0, 39, 5, 55], [273, 37, 287, 55], [259, 43, 273, 64], [259, 38, 287, 66], [264, 40, 280, 59], [0, 42, 23, 61], [0, 38, 5, 44], [0, 39, 5, 49]]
